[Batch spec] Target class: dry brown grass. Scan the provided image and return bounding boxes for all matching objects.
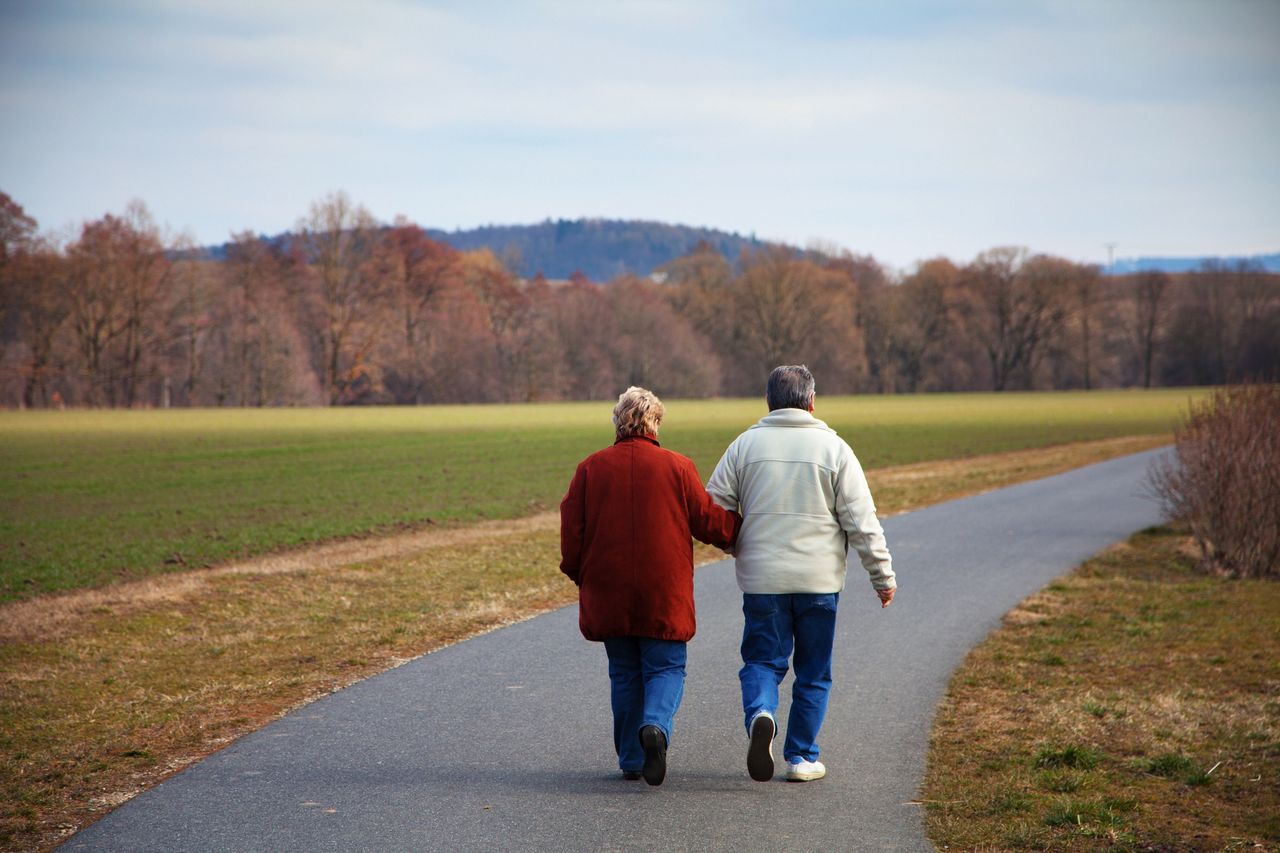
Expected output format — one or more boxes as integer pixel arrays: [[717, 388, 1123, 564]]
[[1, 525, 572, 852], [923, 527, 1280, 851], [0, 514, 561, 646], [1, 435, 1166, 852]]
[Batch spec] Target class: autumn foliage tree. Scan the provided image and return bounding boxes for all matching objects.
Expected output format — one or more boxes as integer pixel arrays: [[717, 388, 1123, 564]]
[[885, 258, 958, 393], [63, 202, 171, 407], [2, 188, 1278, 408], [374, 218, 462, 404]]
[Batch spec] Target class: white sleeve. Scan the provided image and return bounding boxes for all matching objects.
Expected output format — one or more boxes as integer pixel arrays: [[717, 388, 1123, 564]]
[[706, 441, 739, 512], [834, 444, 895, 589]]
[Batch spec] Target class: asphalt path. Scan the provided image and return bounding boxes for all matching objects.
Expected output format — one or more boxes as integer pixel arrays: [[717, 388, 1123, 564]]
[[63, 449, 1168, 853]]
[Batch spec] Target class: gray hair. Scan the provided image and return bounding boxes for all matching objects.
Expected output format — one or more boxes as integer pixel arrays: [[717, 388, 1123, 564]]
[[766, 365, 815, 411], [612, 386, 665, 438]]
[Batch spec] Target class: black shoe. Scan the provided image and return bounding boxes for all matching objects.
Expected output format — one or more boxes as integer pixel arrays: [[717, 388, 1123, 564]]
[[621, 770, 643, 781], [747, 712, 776, 782], [639, 725, 667, 786]]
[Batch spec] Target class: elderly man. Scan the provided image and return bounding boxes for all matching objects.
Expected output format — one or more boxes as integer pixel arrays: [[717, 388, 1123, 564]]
[[707, 365, 895, 783]]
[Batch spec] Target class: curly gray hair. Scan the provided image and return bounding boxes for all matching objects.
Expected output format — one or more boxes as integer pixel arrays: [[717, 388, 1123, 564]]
[[612, 386, 665, 438]]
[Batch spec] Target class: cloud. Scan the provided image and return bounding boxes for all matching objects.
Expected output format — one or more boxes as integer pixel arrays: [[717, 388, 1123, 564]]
[[1, 0, 1277, 264]]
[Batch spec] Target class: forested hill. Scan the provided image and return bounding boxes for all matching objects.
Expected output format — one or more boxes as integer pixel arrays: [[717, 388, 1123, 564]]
[[424, 218, 770, 280], [202, 217, 1280, 279], [1109, 253, 1280, 275]]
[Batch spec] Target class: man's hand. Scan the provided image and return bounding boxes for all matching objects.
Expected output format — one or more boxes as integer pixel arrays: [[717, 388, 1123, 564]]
[[876, 587, 895, 608]]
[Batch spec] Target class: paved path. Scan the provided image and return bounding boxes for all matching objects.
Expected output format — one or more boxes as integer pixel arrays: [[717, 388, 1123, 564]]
[[64, 450, 1167, 853]]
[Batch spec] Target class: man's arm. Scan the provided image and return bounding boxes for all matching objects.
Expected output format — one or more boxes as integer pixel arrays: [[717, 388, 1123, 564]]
[[833, 445, 895, 592], [705, 442, 739, 512]]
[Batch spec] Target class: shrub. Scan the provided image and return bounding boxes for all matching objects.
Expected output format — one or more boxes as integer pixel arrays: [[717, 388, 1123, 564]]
[[1150, 383, 1280, 579]]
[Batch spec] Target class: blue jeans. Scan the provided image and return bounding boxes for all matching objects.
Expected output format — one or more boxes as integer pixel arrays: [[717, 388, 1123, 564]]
[[602, 637, 688, 773], [740, 592, 839, 763]]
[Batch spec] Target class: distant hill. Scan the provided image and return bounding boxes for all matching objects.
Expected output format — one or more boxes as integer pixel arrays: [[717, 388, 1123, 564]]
[[425, 218, 770, 280], [199, 221, 1278, 280], [1108, 253, 1280, 275], [199, 218, 771, 281]]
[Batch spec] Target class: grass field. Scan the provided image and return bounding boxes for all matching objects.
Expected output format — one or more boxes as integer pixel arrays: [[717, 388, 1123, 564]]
[[0, 390, 1199, 602], [0, 435, 1174, 851], [0, 389, 1199, 851], [924, 525, 1279, 849]]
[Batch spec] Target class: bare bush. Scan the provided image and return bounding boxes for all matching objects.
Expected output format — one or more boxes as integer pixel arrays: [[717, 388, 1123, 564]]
[[1150, 383, 1280, 578]]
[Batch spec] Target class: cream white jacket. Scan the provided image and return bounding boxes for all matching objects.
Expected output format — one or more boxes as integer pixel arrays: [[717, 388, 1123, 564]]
[[706, 408, 895, 594]]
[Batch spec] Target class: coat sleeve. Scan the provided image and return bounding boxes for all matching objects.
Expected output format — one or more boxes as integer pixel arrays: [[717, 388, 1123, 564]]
[[559, 462, 588, 585], [683, 460, 741, 549], [705, 442, 739, 512], [834, 444, 896, 590]]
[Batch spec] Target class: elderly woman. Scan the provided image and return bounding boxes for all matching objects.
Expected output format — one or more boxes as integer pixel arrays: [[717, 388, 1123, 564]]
[[560, 386, 740, 786]]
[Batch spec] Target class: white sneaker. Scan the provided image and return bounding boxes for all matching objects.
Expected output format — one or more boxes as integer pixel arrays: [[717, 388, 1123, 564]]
[[746, 711, 776, 782], [786, 758, 826, 782]]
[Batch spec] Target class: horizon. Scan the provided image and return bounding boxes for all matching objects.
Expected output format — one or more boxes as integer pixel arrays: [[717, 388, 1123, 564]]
[[196, 213, 1280, 275], [2, 1, 1278, 269]]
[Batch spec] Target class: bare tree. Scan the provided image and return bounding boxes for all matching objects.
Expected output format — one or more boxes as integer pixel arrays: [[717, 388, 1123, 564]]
[[549, 273, 618, 400], [64, 203, 170, 406], [201, 233, 305, 405], [15, 247, 70, 407], [295, 192, 384, 405], [892, 258, 957, 393], [961, 248, 1065, 391], [1132, 270, 1169, 388], [606, 275, 719, 397], [822, 251, 888, 392], [116, 203, 171, 407], [733, 247, 822, 380], [1073, 264, 1102, 390]]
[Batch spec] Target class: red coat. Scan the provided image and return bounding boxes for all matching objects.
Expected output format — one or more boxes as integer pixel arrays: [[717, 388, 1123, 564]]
[[559, 434, 740, 642]]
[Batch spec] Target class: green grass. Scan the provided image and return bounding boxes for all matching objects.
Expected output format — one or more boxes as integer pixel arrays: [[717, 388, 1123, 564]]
[[0, 389, 1198, 602], [1035, 744, 1103, 770]]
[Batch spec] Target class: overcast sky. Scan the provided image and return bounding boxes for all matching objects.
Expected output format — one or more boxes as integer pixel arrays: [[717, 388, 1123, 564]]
[[2, 0, 1277, 269]]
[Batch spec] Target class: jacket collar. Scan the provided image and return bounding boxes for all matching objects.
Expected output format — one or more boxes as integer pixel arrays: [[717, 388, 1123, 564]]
[[751, 408, 833, 431], [615, 433, 661, 447]]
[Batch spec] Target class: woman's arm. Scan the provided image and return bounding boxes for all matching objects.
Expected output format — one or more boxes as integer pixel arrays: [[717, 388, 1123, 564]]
[[559, 464, 588, 585], [684, 460, 741, 550]]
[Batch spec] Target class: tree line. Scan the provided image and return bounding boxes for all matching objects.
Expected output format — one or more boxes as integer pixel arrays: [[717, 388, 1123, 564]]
[[2, 190, 1277, 408]]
